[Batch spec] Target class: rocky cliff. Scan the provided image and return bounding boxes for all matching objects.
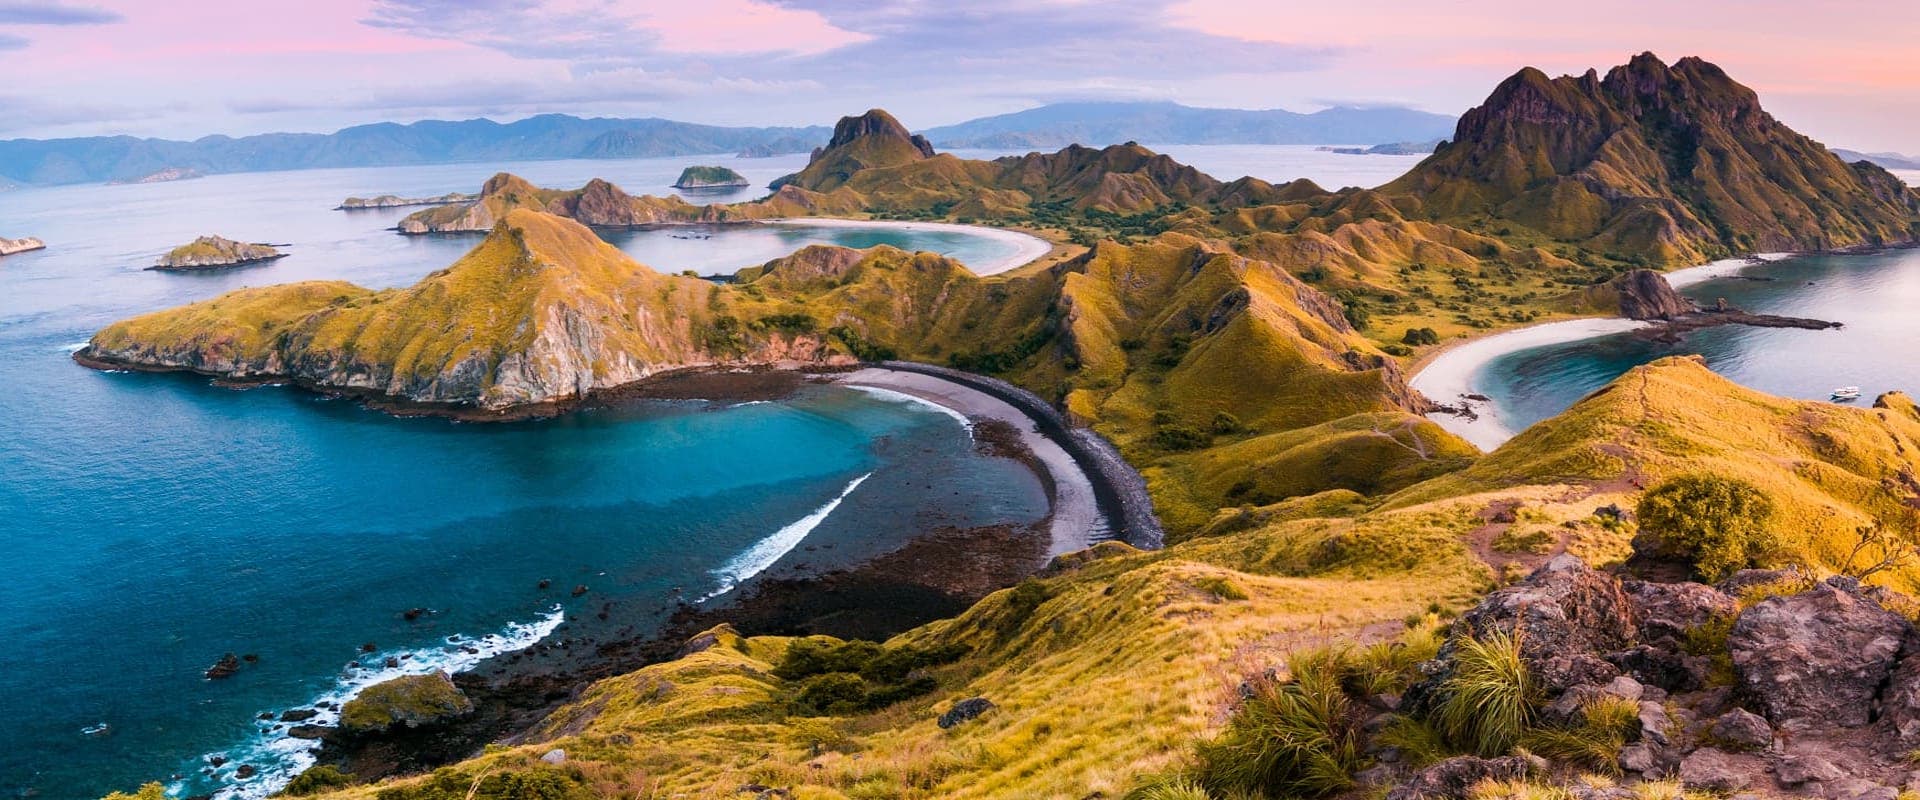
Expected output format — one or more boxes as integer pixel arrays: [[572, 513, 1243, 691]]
[[672, 165, 750, 189], [152, 236, 283, 270], [1388, 53, 1920, 264]]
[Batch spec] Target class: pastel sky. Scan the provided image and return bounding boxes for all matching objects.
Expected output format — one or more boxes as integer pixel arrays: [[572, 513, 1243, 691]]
[[2, 0, 1917, 153]]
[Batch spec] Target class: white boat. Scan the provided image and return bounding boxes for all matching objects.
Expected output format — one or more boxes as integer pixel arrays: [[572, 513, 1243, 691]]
[[1831, 386, 1861, 401]]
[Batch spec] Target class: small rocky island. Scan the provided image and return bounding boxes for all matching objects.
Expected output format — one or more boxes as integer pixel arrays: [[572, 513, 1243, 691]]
[[336, 192, 475, 210], [0, 236, 47, 256], [672, 165, 750, 189], [152, 236, 286, 270], [112, 167, 204, 185]]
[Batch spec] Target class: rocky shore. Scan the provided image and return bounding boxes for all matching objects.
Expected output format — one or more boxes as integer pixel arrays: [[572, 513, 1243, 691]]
[[151, 235, 285, 270], [672, 165, 750, 189], [0, 236, 46, 256]]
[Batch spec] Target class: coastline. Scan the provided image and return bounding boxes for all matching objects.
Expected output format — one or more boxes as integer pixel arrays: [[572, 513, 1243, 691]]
[[1407, 252, 1797, 452], [764, 217, 1054, 276]]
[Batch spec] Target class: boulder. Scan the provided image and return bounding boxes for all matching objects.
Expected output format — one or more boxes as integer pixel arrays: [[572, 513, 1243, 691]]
[[279, 708, 319, 723], [1678, 748, 1748, 791], [1606, 643, 1708, 692], [1385, 756, 1532, 800], [1623, 580, 1736, 642], [1710, 708, 1771, 750], [1728, 584, 1908, 727], [205, 653, 242, 680], [1447, 556, 1637, 692], [540, 748, 566, 764], [1774, 753, 1845, 786], [938, 697, 994, 729]]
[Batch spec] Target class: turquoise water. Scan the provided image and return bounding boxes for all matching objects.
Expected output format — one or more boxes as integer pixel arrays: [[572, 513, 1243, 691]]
[[0, 158, 1053, 800], [1476, 249, 1920, 432]]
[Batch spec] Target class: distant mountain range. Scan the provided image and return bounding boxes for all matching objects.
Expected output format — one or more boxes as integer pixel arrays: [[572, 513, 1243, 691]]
[[0, 102, 1459, 187], [1832, 148, 1920, 171], [0, 115, 831, 186], [921, 101, 1458, 149]]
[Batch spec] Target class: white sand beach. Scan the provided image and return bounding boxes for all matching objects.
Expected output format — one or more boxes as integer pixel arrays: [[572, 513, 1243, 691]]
[[766, 218, 1053, 275], [1410, 252, 1799, 452]]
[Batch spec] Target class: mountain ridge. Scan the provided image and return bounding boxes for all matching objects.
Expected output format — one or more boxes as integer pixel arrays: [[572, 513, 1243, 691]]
[[923, 100, 1457, 149]]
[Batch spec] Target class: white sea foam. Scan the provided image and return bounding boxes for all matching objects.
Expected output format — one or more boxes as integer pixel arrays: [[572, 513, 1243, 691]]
[[1410, 318, 1651, 451], [183, 606, 565, 800], [702, 473, 872, 601], [61, 341, 89, 353], [846, 385, 974, 434]]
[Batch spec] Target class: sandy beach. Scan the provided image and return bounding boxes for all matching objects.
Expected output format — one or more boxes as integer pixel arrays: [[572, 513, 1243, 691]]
[[1409, 253, 1798, 451], [832, 366, 1107, 556], [766, 218, 1054, 276]]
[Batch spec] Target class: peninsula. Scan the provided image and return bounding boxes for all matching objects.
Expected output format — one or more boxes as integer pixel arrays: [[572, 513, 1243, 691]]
[[109, 167, 203, 185], [150, 236, 286, 270]]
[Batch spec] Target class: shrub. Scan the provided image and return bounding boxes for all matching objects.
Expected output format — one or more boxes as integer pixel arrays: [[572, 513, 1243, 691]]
[[775, 638, 967, 714], [1152, 424, 1211, 452], [1210, 412, 1245, 436], [1122, 775, 1214, 800], [284, 765, 355, 795], [374, 767, 592, 800], [1401, 327, 1441, 346], [1519, 694, 1639, 772], [1432, 631, 1537, 756], [1195, 650, 1362, 798], [1635, 475, 1777, 582], [1192, 575, 1248, 602], [100, 785, 166, 800]]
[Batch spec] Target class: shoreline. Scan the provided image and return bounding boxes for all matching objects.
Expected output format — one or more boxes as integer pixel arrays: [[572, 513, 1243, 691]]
[[1407, 252, 1799, 452], [762, 217, 1054, 276]]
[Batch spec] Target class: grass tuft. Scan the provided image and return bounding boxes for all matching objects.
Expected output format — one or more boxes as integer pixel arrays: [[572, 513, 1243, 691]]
[[1433, 631, 1537, 757]]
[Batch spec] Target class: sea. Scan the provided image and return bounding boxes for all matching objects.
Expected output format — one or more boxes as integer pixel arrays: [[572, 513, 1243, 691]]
[[1475, 247, 1920, 434], [0, 144, 1426, 799]]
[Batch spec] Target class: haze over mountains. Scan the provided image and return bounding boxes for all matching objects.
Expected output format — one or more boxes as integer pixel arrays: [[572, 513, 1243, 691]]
[[0, 102, 1461, 188]]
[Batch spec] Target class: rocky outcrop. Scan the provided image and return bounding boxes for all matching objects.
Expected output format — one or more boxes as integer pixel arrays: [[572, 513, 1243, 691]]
[[336, 192, 474, 210], [152, 236, 284, 270], [1728, 582, 1909, 728], [1385, 756, 1533, 800], [339, 672, 473, 734], [0, 236, 46, 256], [1405, 558, 1920, 795], [1611, 269, 1694, 320]]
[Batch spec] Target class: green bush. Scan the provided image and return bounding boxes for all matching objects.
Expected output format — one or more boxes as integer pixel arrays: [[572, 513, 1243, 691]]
[[1152, 424, 1212, 452], [1122, 775, 1214, 800], [1635, 475, 1777, 581], [1401, 327, 1441, 346], [284, 765, 355, 795], [775, 638, 967, 715]]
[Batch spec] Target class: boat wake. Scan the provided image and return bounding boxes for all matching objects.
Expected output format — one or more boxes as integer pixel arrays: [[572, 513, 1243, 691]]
[[182, 606, 565, 800], [701, 472, 872, 601]]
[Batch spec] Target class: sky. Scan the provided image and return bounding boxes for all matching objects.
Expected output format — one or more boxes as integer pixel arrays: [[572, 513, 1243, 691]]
[[1, 0, 1917, 153]]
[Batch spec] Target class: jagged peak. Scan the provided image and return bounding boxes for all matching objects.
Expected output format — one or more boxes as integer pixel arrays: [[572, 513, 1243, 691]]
[[480, 172, 542, 198], [824, 108, 934, 158]]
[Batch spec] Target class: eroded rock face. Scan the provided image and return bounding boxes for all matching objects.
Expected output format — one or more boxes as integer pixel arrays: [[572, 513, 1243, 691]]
[[1877, 648, 1920, 741], [1622, 579, 1736, 643], [1728, 582, 1909, 728], [1612, 269, 1695, 320]]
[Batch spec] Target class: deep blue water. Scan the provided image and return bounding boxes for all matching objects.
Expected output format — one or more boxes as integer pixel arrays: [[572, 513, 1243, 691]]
[[0, 157, 1057, 800], [1479, 249, 1920, 431]]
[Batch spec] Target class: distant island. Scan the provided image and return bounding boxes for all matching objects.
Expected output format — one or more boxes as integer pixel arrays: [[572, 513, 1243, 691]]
[[1316, 140, 1441, 156], [151, 236, 285, 270], [673, 165, 751, 189], [336, 192, 476, 210], [109, 167, 204, 185], [735, 137, 817, 158], [0, 236, 46, 256], [1833, 148, 1920, 171]]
